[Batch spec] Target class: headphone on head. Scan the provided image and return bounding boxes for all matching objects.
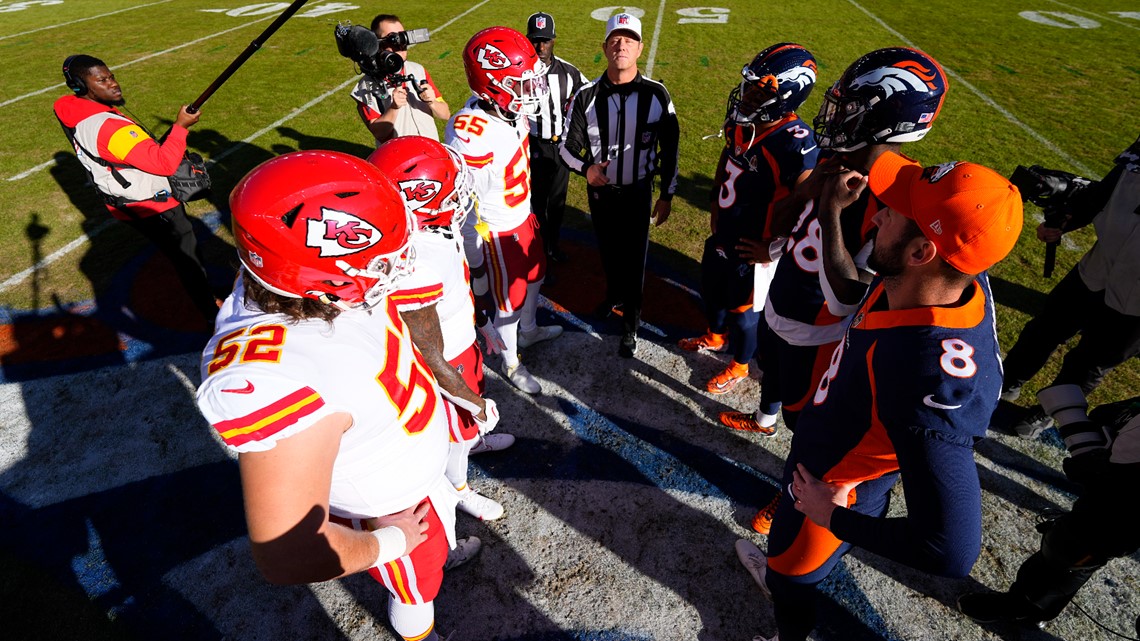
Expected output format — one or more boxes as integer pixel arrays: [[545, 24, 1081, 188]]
[[62, 55, 88, 95]]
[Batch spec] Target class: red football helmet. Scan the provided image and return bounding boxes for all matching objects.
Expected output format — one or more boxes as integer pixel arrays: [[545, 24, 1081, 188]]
[[462, 26, 548, 118], [367, 136, 474, 230], [229, 150, 415, 311]]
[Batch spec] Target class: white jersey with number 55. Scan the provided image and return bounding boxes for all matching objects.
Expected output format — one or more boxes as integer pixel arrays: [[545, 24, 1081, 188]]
[[445, 98, 532, 232]]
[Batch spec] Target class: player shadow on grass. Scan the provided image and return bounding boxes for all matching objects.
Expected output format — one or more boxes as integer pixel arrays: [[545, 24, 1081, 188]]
[[23, 151, 238, 371]]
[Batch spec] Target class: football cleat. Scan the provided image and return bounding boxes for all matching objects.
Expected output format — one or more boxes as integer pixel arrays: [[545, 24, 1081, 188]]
[[502, 361, 541, 394], [1013, 407, 1054, 440], [677, 331, 727, 353], [443, 535, 482, 571], [469, 433, 516, 455], [734, 539, 772, 599], [618, 332, 637, 358], [707, 362, 749, 394], [518, 324, 563, 348], [751, 491, 782, 535], [956, 591, 1046, 624], [719, 411, 778, 437], [457, 489, 504, 521]]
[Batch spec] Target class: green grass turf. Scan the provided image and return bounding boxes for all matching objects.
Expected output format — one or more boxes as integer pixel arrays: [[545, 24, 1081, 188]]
[[0, 0, 1136, 408]]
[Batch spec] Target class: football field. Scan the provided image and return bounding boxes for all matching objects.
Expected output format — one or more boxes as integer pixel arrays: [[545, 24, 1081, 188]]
[[1, 1, 1138, 639]]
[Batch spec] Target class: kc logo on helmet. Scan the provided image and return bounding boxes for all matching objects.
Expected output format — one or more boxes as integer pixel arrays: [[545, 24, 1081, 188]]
[[306, 206, 383, 257], [476, 44, 510, 70], [399, 179, 442, 205]]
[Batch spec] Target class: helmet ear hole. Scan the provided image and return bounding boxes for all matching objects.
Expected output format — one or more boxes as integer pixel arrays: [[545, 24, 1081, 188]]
[[281, 204, 303, 228]]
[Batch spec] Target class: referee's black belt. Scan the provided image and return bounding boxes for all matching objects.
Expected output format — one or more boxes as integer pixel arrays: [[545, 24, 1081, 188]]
[[593, 178, 652, 193], [529, 134, 560, 144]]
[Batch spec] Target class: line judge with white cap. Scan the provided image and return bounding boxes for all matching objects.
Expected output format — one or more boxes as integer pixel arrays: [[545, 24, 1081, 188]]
[[559, 12, 681, 358]]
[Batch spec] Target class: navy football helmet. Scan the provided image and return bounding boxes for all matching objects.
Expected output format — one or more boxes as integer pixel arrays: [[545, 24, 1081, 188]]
[[814, 47, 948, 152], [727, 43, 817, 124]]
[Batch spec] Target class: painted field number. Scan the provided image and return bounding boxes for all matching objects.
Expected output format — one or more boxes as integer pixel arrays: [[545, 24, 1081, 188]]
[[201, 2, 358, 18], [677, 7, 729, 24]]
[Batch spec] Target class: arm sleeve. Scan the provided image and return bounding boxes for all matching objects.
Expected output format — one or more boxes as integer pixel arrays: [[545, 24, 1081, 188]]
[[657, 91, 680, 198], [559, 87, 592, 176], [829, 424, 983, 578], [100, 120, 187, 176]]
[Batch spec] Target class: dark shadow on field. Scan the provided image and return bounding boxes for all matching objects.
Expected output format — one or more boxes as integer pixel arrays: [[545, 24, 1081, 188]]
[[273, 126, 375, 159], [974, 437, 1076, 514], [181, 125, 276, 218], [471, 329, 892, 641], [0, 358, 359, 640], [989, 274, 1049, 318], [674, 170, 717, 214], [4, 149, 243, 382]]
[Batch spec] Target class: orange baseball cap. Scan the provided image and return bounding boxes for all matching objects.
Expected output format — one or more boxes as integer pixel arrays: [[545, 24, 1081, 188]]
[[868, 151, 1023, 275]]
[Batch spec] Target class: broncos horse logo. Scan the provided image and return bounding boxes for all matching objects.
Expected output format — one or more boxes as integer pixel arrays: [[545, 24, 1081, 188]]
[[776, 63, 817, 93], [850, 61, 939, 98]]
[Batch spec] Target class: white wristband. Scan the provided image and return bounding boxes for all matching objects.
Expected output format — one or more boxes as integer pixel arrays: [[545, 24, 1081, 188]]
[[371, 526, 408, 567]]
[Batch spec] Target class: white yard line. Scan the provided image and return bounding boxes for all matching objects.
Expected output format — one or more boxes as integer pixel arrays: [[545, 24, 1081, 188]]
[[644, 0, 668, 79], [0, 16, 276, 109], [845, 0, 1096, 177], [0, 0, 175, 42], [1042, 0, 1139, 30], [0, 0, 495, 295]]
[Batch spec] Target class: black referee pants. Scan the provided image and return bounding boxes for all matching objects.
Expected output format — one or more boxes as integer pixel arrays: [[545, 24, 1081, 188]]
[[1001, 264, 1140, 394], [587, 180, 652, 335], [529, 136, 570, 253]]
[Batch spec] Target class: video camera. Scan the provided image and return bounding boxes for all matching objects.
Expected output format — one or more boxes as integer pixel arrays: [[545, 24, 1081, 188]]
[[334, 22, 430, 90], [1009, 164, 1091, 278]]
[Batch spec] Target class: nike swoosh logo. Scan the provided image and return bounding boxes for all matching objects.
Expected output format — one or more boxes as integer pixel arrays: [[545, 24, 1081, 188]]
[[800, 146, 817, 155], [923, 394, 961, 410], [714, 381, 731, 390], [451, 132, 471, 144], [222, 380, 255, 394]]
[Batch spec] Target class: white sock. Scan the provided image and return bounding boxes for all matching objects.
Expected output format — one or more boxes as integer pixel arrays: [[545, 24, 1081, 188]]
[[495, 309, 521, 367], [445, 439, 471, 489], [388, 598, 435, 640], [519, 280, 543, 333]]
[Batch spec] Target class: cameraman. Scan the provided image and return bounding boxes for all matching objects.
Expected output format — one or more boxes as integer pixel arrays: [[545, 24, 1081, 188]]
[[997, 135, 1140, 438], [350, 14, 450, 144], [959, 386, 1140, 629]]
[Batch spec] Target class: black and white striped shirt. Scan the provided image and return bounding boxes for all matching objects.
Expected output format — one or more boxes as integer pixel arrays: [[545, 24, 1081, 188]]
[[529, 56, 587, 142], [559, 73, 679, 196]]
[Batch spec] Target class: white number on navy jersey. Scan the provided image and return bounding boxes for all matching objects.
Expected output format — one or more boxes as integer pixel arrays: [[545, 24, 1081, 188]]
[[940, 338, 978, 378], [718, 159, 746, 209], [813, 339, 846, 405], [792, 217, 823, 274]]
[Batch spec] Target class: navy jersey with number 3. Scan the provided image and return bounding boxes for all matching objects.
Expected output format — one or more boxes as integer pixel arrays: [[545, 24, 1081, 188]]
[[712, 115, 819, 257]]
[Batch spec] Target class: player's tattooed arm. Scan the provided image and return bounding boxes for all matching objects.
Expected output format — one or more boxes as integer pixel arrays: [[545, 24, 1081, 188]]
[[400, 304, 487, 418]]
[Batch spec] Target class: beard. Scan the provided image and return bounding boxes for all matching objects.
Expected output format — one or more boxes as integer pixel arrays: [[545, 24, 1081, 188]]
[[867, 236, 908, 277], [96, 96, 126, 107]]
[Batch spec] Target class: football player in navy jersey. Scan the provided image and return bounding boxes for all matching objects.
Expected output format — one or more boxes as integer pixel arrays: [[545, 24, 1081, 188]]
[[731, 48, 949, 537], [677, 43, 819, 400], [736, 154, 1023, 641]]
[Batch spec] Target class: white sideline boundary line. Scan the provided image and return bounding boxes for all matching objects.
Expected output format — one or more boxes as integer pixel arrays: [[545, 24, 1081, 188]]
[[845, 0, 1095, 177], [1041, 0, 1140, 31], [0, 0, 176, 42], [644, 0, 667, 79], [0, 0, 494, 295], [0, 16, 276, 110]]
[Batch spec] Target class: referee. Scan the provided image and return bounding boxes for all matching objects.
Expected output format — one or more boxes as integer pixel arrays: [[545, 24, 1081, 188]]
[[560, 12, 680, 358], [526, 12, 587, 265]]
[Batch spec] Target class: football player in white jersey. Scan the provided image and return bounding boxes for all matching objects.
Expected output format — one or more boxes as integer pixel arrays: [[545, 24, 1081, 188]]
[[445, 26, 562, 395], [196, 151, 477, 641], [370, 136, 516, 522]]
